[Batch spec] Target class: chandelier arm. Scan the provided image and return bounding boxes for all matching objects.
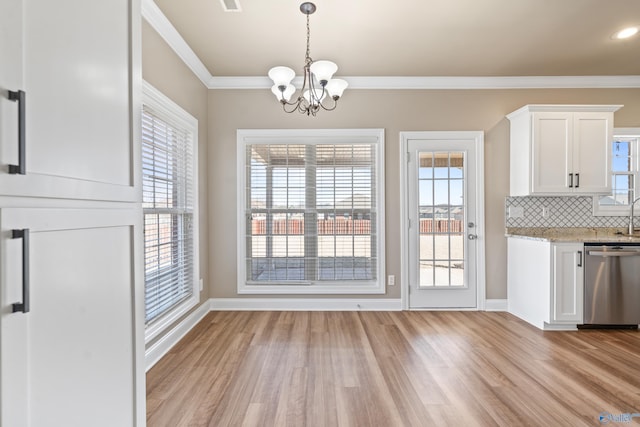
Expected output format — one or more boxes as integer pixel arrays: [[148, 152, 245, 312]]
[[278, 95, 303, 108], [281, 98, 304, 113], [307, 68, 328, 106], [297, 101, 311, 115], [319, 97, 339, 111]]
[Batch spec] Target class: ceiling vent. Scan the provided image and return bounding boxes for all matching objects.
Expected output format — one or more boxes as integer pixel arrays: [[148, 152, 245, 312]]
[[219, 0, 241, 12]]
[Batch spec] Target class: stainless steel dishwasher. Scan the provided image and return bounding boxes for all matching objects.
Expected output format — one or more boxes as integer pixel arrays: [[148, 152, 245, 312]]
[[582, 243, 640, 328]]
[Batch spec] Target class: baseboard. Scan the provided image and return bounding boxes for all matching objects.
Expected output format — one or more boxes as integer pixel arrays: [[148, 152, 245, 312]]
[[145, 300, 211, 372], [484, 299, 508, 311], [209, 297, 403, 311]]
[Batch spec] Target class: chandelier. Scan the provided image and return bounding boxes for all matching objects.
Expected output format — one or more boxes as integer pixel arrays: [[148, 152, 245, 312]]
[[268, 2, 348, 116]]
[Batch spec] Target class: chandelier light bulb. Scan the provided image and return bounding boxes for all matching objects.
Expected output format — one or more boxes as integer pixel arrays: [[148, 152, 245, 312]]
[[325, 79, 348, 99], [268, 66, 295, 87], [271, 84, 296, 102], [309, 60, 338, 85]]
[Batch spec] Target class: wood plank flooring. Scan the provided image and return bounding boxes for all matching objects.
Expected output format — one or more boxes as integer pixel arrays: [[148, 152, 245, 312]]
[[146, 311, 640, 426]]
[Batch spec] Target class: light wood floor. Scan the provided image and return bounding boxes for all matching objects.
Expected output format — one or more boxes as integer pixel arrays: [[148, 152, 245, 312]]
[[147, 311, 640, 426]]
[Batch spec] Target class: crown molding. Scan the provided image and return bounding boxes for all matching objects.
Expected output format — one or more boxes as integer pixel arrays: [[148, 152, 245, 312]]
[[142, 0, 640, 91], [142, 0, 212, 86], [208, 75, 640, 89]]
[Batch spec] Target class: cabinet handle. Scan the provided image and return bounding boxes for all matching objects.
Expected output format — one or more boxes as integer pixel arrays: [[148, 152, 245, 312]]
[[11, 229, 30, 314], [568, 173, 573, 188], [8, 90, 26, 175], [575, 173, 579, 188], [577, 250, 583, 267]]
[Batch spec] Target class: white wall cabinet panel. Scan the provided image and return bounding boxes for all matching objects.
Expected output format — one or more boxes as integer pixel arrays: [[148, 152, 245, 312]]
[[508, 105, 621, 196], [0, 208, 142, 427], [573, 113, 614, 194], [0, 0, 138, 202], [0, 0, 143, 425], [531, 112, 572, 194]]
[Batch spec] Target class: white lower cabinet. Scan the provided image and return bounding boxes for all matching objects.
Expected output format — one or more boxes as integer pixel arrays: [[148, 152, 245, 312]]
[[508, 238, 584, 330], [551, 243, 584, 323], [0, 208, 144, 427]]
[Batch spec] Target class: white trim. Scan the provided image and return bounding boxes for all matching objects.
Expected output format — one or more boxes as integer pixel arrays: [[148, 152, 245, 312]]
[[399, 131, 486, 311], [140, 3, 640, 91], [399, 144, 409, 310], [210, 298, 402, 311], [236, 128, 386, 295], [210, 75, 640, 90], [142, 81, 201, 343], [485, 299, 508, 311], [507, 104, 623, 118], [542, 322, 578, 331], [141, 0, 211, 86], [593, 128, 640, 217], [476, 134, 487, 310], [144, 300, 211, 371]]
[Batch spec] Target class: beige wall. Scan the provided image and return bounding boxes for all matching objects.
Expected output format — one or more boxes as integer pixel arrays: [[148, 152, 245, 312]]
[[142, 21, 209, 344], [140, 21, 640, 303], [208, 88, 640, 300]]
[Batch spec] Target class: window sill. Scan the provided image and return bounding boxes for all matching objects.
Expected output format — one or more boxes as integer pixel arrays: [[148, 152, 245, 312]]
[[592, 197, 631, 217], [238, 281, 386, 295]]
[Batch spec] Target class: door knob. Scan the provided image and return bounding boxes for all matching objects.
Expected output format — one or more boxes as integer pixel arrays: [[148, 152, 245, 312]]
[[468, 234, 478, 240]]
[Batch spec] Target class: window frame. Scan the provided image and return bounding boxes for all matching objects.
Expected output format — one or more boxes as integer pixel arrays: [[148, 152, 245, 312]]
[[593, 128, 640, 216], [142, 81, 199, 343], [236, 129, 385, 294]]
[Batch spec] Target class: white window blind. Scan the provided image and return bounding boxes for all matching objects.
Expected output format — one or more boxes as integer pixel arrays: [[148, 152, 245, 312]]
[[238, 129, 385, 294], [142, 104, 195, 324]]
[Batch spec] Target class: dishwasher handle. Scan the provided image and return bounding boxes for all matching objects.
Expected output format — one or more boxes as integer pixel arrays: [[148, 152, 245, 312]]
[[587, 250, 640, 257]]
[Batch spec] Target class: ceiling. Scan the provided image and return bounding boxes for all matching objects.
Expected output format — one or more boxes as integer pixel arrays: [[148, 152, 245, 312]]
[[153, 0, 640, 78]]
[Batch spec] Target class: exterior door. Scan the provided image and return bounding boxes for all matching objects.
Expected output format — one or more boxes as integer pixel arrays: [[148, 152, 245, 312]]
[[406, 132, 483, 308]]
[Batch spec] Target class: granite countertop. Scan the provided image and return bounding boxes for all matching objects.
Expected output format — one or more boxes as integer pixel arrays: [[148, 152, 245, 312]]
[[505, 227, 640, 243]]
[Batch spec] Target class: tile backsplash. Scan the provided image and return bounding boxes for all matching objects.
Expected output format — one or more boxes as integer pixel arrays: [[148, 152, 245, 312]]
[[505, 196, 628, 228]]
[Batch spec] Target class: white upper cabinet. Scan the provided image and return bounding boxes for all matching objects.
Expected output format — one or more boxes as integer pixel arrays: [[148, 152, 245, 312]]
[[0, 0, 140, 202], [507, 105, 622, 196]]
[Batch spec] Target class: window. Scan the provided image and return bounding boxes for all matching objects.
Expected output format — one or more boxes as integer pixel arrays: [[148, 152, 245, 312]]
[[142, 81, 199, 341], [594, 128, 640, 215], [237, 129, 385, 294]]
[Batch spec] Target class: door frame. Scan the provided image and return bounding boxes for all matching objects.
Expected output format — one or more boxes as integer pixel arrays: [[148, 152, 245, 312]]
[[399, 131, 486, 310]]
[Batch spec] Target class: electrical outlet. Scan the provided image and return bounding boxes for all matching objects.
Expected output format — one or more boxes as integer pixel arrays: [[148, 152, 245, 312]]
[[508, 206, 524, 218], [388, 275, 395, 286], [542, 207, 550, 218]]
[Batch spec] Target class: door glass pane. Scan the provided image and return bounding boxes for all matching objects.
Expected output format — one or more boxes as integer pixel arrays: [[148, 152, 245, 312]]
[[418, 151, 465, 287]]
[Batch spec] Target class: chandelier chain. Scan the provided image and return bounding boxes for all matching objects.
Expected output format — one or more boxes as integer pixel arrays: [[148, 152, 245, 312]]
[[305, 12, 312, 65]]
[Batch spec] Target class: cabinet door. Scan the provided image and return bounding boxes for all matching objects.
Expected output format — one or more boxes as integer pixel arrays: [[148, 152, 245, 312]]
[[0, 0, 139, 202], [551, 243, 584, 323], [572, 112, 613, 194], [532, 112, 572, 194], [0, 208, 144, 427]]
